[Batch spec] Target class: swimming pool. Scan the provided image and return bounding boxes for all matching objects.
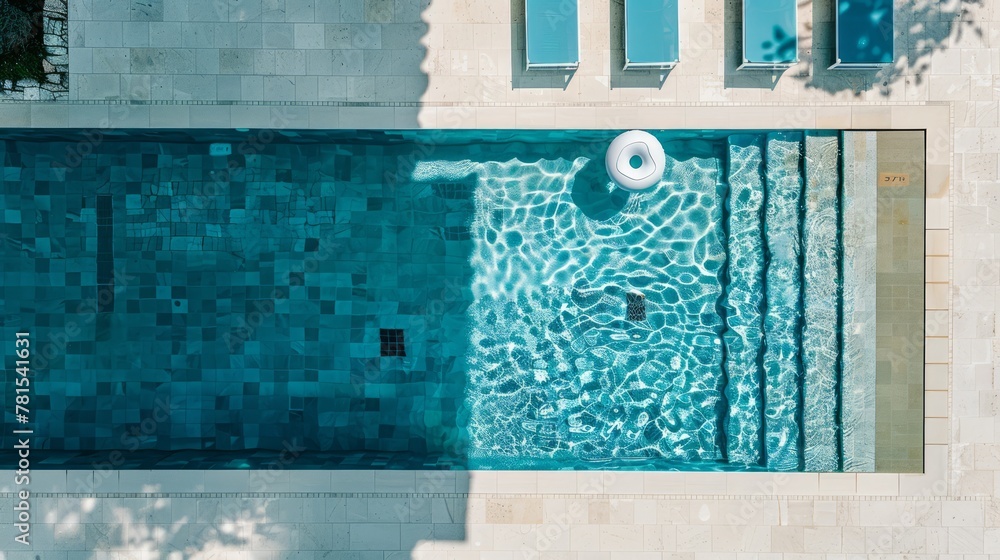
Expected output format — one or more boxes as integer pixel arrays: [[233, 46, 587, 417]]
[[0, 129, 871, 471]]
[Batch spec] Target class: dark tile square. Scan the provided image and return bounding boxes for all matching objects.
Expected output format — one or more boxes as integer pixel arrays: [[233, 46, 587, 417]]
[[379, 328, 405, 357], [627, 292, 646, 321]]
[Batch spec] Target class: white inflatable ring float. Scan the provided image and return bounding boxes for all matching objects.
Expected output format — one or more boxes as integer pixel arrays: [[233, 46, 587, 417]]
[[605, 130, 666, 191]]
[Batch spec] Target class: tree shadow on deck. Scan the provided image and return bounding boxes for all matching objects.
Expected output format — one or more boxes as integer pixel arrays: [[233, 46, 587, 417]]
[[722, 0, 789, 90], [722, 0, 985, 97], [802, 0, 985, 97]]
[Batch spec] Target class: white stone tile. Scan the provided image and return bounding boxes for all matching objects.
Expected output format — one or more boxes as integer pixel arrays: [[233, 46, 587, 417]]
[[926, 337, 950, 362], [330, 471, 375, 493], [186, 0, 225, 22], [203, 471, 249, 492], [926, 417, 950, 444], [774, 474, 819, 495], [350, 523, 400, 550], [149, 22, 184, 47], [153, 470, 205, 492], [84, 21, 124, 47], [603, 473, 643, 494], [535, 471, 578, 494], [76, 74, 122, 99], [392, 106, 420, 126], [65, 105, 112, 127], [294, 23, 325, 48], [29, 104, 70, 127], [149, 105, 191, 127], [941, 501, 985, 527], [285, 0, 315, 22], [121, 21, 149, 48], [262, 23, 295, 48], [856, 474, 899, 496], [304, 104, 339, 127], [495, 471, 537, 494], [599, 525, 643, 551], [684, 473, 729, 495], [294, 74, 319, 100], [927, 390, 949, 417], [374, 471, 416, 492], [818, 473, 856, 495], [69, 46, 94, 74], [173, 74, 219, 100], [927, 196, 951, 229], [263, 75, 296, 99], [249, 469, 290, 492], [927, 283, 950, 310], [116, 470, 151, 493], [218, 75, 242, 100], [468, 472, 497, 494], [676, 525, 712, 551], [0, 104, 32, 126], [271, 105, 309, 127], [925, 525, 950, 553], [29, 470, 67, 492], [643, 473, 685, 495], [289, 470, 332, 492], [948, 526, 985, 553], [182, 22, 216, 48], [214, 22, 239, 47], [196, 49, 221, 74], [254, 49, 278, 74], [119, 74, 152, 101], [162, 0, 189, 21], [241, 75, 265, 100], [91, 48, 130, 73], [275, 49, 307, 74], [960, 416, 997, 442], [338, 106, 394, 128], [237, 22, 264, 48], [314, 1, 341, 22]]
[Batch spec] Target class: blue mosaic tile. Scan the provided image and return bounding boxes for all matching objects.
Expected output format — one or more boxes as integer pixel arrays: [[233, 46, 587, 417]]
[[0, 131, 473, 468]]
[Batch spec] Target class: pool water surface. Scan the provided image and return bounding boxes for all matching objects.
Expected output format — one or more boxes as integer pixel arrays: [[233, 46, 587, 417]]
[[0, 129, 856, 471]]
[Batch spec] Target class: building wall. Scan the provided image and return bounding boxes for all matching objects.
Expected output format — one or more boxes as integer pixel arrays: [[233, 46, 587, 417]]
[[0, 0, 996, 557]]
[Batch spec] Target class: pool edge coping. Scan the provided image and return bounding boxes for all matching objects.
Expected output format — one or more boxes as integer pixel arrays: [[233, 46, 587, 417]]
[[0, 102, 951, 499]]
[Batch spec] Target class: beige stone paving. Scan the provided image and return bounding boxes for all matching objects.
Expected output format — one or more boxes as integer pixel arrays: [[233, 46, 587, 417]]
[[0, 0, 996, 557]]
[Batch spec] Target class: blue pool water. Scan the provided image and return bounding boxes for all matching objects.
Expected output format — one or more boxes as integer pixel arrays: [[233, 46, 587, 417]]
[[0, 129, 848, 471]]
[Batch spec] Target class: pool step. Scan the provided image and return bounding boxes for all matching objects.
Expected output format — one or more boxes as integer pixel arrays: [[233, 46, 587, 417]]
[[840, 132, 878, 472], [761, 131, 805, 472], [722, 134, 766, 466], [801, 132, 842, 472], [722, 131, 848, 472]]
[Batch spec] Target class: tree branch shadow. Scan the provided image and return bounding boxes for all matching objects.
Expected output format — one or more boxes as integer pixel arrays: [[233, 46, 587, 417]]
[[798, 0, 985, 96]]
